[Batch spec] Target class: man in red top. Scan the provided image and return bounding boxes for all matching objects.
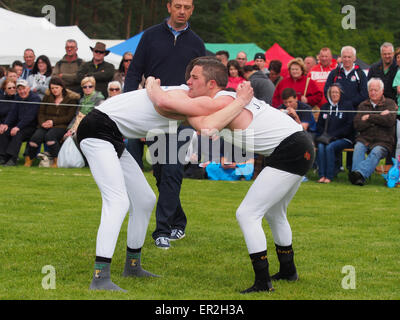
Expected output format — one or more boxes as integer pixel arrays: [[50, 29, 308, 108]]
[[307, 47, 338, 108]]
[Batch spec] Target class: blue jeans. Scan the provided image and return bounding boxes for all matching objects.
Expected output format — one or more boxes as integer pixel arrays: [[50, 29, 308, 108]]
[[351, 142, 388, 179], [317, 139, 352, 180]]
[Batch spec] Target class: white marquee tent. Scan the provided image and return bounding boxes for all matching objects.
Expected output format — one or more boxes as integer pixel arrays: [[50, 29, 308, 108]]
[[0, 8, 122, 68]]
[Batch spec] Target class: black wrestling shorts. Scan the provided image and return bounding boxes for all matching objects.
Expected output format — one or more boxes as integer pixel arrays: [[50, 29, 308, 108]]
[[76, 109, 125, 158], [264, 130, 315, 176]]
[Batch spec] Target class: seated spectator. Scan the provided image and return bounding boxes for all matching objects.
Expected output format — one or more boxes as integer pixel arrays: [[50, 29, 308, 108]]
[[278, 87, 317, 138], [227, 60, 246, 90], [52, 39, 84, 94], [77, 42, 115, 98], [24, 77, 79, 168], [349, 78, 397, 186], [113, 52, 133, 88], [243, 64, 274, 105], [392, 47, 400, 159], [0, 79, 17, 123], [27, 55, 52, 100], [64, 76, 104, 139], [272, 58, 322, 108], [315, 84, 355, 184], [215, 50, 229, 66], [0, 79, 41, 166], [107, 81, 122, 98], [268, 60, 283, 87]]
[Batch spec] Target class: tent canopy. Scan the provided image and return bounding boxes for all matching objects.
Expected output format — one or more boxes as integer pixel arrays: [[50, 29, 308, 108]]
[[0, 8, 122, 68], [205, 43, 266, 62]]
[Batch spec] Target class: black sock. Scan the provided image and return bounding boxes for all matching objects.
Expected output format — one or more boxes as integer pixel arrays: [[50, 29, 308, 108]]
[[95, 256, 112, 264], [249, 250, 271, 283], [275, 244, 296, 276]]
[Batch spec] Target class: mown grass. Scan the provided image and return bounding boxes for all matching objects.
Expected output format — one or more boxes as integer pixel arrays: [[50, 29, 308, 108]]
[[0, 163, 399, 300]]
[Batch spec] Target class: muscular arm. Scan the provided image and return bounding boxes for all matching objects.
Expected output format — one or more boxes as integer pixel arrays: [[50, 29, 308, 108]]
[[187, 82, 253, 132], [146, 77, 234, 117]]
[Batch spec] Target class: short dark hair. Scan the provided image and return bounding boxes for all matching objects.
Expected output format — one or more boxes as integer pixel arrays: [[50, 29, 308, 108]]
[[216, 50, 229, 59], [281, 87, 297, 100], [185, 56, 228, 88], [243, 65, 259, 73], [268, 60, 282, 73], [11, 60, 24, 68]]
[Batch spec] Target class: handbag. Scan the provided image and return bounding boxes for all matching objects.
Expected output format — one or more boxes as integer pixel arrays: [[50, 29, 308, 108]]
[[58, 136, 85, 168], [315, 114, 332, 145]]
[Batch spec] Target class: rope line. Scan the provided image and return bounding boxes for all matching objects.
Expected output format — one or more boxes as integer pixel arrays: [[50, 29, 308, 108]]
[[0, 99, 398, 113]]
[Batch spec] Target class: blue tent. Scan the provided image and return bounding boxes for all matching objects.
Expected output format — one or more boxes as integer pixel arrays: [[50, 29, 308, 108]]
[[108, 32, 144, 56]]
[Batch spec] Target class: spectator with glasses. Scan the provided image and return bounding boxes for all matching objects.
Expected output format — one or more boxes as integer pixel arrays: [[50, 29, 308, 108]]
[[114, 52, 135, 89], [52, 39, 84, 94], [77, 42, 115, 98], [107, 81, 122, 98], [64, 76, 104, 139]]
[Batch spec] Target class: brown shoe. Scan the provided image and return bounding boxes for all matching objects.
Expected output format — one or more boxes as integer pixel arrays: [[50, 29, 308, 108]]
[[24, 156, 32, 167]]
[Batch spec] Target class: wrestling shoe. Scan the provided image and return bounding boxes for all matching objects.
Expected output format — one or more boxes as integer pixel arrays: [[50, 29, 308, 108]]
[[170, 229, 185, 241], [155, 236, 170, 250]]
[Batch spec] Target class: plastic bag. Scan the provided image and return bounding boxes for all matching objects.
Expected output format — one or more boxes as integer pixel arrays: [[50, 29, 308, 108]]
[[58, 136, 85, 168]]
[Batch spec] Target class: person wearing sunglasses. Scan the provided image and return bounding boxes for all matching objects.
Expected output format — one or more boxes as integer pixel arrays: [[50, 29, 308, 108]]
[[64, 76, 104, 139], [0, 79, 17, 125], [107, 81, 122, 98], [113, 52, 134, 89], [77, 42, 115, 98], [0, 79, 41, 166]]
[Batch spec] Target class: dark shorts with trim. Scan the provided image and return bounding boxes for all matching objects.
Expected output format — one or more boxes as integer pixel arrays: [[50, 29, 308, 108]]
[[264, 130, 315, 176], [76, 109, 125, 158]]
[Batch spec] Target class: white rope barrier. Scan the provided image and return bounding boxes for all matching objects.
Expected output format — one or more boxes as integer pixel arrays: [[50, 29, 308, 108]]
[[0, 99, 398, 114]]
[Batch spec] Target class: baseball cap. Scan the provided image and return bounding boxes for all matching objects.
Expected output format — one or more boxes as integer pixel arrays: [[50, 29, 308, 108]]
[[16, 79, 29, 87], [254, 53, 266, 61]]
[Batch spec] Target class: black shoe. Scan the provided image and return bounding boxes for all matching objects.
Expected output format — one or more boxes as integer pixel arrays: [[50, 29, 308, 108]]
[[0, 157, 6, 165], [349, 171, 365, 186], [271, 271, 299, 281], [240, 280, 274, 294], [3, 159, 17, 167]]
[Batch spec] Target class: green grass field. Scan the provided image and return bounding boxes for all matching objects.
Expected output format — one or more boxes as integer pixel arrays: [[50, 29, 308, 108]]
[[0, 162, 399, 300]]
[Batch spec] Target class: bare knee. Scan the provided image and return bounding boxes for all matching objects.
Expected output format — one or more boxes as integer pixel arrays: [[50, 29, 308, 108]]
[[46, 141, 56, 146], [29, 142, 38, 148]]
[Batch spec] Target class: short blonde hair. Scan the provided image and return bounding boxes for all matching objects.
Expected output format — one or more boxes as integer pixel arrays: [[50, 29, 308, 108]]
[[287, 58, 305, 75], [81, 76, 96, 87]]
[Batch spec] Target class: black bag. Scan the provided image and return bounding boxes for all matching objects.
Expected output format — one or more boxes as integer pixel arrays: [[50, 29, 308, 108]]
[[315, 114, 332, 145], [315, 133, 332, 145]]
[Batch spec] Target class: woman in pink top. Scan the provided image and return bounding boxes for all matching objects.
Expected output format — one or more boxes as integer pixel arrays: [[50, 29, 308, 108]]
[[226, 59, 246, 90]]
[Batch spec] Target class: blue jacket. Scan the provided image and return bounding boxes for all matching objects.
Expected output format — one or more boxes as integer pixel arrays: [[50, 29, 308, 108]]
[[4, 92, 41, 130], [124, 20, 206, 92], [324, 65, 368, 108]]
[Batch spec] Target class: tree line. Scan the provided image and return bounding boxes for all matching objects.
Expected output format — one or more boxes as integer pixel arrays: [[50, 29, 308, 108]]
[[1, 0, 398, 64]]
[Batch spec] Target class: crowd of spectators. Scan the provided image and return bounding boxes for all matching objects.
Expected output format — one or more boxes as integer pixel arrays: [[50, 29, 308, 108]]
[[0, 40, 399, 187]]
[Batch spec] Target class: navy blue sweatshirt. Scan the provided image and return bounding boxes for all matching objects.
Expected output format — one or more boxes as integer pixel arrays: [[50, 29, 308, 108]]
[[316, 100, 355, 143], [124, 20, 206, 92], [5, 92, 41, 129]]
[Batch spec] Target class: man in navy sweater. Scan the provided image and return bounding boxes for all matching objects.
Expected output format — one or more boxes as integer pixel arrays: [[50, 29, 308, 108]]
[[324, 46, 368, 109], [124, 0, 205, 250], [0, 79, 40, 166]]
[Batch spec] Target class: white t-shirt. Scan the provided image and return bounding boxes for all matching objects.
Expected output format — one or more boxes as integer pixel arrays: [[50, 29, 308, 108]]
[[96, 85, 187, 139], [217, 91, 303, 157]]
